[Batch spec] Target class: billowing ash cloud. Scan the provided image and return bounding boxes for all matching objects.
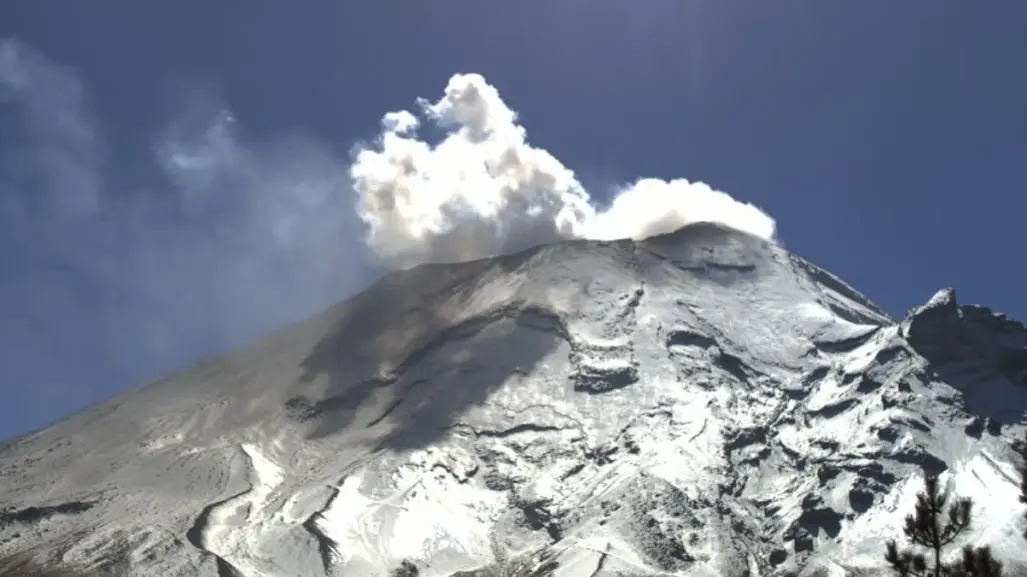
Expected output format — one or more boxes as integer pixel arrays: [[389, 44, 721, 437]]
[[0, 40, 775, 438], [351, 73, 776, 268]]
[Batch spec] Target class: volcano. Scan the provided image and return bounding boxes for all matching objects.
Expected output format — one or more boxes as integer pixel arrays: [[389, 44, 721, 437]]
[[1, 223, 1025, 577]]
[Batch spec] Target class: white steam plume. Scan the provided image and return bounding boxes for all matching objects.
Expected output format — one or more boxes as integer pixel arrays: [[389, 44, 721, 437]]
[[351, 73, 776, 268], [0, 40, 773, 438]]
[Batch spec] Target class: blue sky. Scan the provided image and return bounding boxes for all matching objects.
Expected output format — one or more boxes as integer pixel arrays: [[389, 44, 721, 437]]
[[1, 2, 1024, 440]]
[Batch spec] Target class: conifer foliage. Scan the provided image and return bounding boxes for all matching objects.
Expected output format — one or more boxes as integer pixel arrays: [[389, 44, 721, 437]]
[[949, 546, 1004, 577], [884, 474, 1002, 577]]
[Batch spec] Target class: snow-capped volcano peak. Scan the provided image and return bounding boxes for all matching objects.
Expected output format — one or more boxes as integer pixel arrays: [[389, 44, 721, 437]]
[[0, 223, 1024, 577]]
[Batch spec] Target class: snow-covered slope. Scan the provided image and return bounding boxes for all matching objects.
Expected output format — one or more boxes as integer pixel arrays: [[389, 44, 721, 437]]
[[1, 223, 1024, 577]]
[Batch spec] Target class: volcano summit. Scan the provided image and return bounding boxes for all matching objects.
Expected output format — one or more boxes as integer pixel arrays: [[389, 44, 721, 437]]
[[1, 223, 1025, 577]]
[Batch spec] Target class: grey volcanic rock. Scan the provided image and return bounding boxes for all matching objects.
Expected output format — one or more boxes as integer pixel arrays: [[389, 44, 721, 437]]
[[902, 287, 1027, 426], [1, 223, 1025, 577]]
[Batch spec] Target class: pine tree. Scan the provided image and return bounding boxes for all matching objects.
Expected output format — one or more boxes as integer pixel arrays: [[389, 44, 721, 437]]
[[884, 474, 1002, 577]]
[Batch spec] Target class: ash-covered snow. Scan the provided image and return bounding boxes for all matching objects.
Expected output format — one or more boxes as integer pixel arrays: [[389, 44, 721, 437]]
[[1, 223, 1025, 577]]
